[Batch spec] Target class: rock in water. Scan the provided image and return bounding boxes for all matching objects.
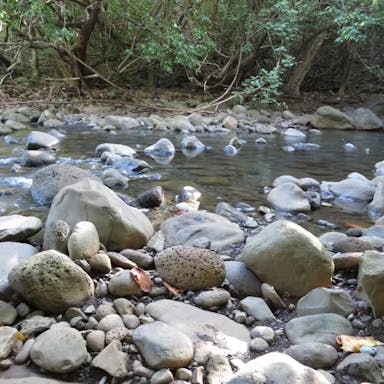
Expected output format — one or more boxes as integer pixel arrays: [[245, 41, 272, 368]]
[[155, 245, 225, 290], [0, 215, 42, 242], [30, 327, 87, 373], [26, 131, 59, 150], [239, 220, 334, 297], [44, 178, 153, 251], [267, 182, 311, 212], [311, 106, 354, 129], [136, 186, 165, 208], [144, 138, 175, 157], [31, 164, 99, 205], [8, 250, 94, 313]]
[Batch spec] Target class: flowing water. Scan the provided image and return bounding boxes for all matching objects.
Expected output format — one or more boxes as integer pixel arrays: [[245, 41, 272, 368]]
[[1, 124, 384, 235]]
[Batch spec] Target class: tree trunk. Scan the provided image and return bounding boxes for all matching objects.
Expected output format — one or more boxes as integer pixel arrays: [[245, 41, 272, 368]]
[[286, 32, 326, 98], [72, 1, 100, 87], [338, 46, 352, 97]]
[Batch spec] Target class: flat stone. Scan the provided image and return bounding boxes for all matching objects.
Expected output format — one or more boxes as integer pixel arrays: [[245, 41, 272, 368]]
[[193, 289, 231, 308], [285, 313, 354, 347], [146, 300, 250, 355], [132, 321, 193, 369], [0, 215, 42, 242], [333, 252, 362, 270], [240, 297, 275, 321]]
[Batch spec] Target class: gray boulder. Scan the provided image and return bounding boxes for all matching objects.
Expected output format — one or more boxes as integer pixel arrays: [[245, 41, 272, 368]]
[[356, 250, 384, 317], [30, 327, 87, 373], [329, 178, 375, 201], [21, 149, 56, 167], [285, 313, 354, 347], [132, 321, 193, 369], [31, 164, 98, 205], [155, 245, 225, 290], [267, 182, 311, 212], [224, 261, 262, 298], [224, 352, 329, 384], [100, 168, 128, 189], [369, 182, 384, 220], [239, 220, 334, 297], [352, 107, 383, 130], [98, 115, 140, 130], [311, 106, 354, 129], [8, 250, 94, 313], [297, 287, 356, 317], [144, 138, 175, 157], [26, 131, 59, 150], [146, 300, 250, 356], [136, 186, 165, 208], [0, 215, 42, 242], [95, 142, 136, 157], [44, 178, 153, 251], [161, 211, 244, 252]]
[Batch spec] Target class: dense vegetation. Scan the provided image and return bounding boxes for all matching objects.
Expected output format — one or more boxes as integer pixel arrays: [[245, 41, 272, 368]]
[[0, 0, 383, 103]]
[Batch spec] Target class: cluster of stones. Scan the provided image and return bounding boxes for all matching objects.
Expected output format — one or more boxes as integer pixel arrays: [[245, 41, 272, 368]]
[[0, 101, 384, 384]]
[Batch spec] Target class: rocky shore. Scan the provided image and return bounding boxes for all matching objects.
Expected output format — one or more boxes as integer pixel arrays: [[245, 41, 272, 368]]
[[0, 101, 383, 384]]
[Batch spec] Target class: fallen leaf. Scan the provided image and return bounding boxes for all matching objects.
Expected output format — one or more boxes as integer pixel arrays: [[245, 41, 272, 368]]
[[344, 222, 365, 229], [16, 332, 25, 342], [130, 267, 153, 293], [336, 335, 384, 352], [163, 281, 183, 297]]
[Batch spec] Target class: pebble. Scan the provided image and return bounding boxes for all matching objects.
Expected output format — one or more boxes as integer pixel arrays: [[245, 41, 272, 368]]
[[250, 326, 275, 343], [175, 368, 192, 381], [114, 298, 136, 315], [261, 283, 286, 309], [87, 330, 106, 352], [193, 289, 231, 308], [249, 337, 269, 352], [134, 364, 155, 378], [352, 319, 367, 329], [123, 314, 141, 329], [14, 338, 35, 364], [150, 368, 174, 384], [106, 326, 130, 344], [16, 302, 30, 317], [191, 366, 204, 384], [96, 303, 117, 320], [97, 314, 125, 332], [240, 297, 275, 321]]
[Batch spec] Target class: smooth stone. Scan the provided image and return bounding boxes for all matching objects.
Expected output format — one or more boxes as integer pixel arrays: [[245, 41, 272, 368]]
[[67, 221, 99, 260], [356, 250, 384, 317], [352, 107, 383, 130], [240, 297, 275, 321], [224, 352, 330, 384], [0, 327, 18, 360], [97, 314, 125, 332], [99, 115, 140, 130], [122, 314, 140, 329], [250, 326, 275, 343], [105, 327, 130, 344], [0, 301, 17, 325], [45, 178, 154, 251], [146, 300, 250, 355], [107, 251, 137, 269], [333, 252, 362, 270], [297, 287, 356, 317], [283, 128, 306, 137], [31, 164, 99, 206], [150, 368, 174, 384], [21, 150, 56, 167], [113, 298, 135, 316], [30, 327, 87, 373], [286, 342, 338, 369], [222, 116, 238, 130], [193, 289, 231, 308], [215, 202, 249, 224], [95, 142, 136, 157], [86, 330, 105, 352], [42, 220, 70, 254], [224, 261, 262, 298], [180, 135, 205, 151], [155, 245, 225, 290], [8, 250, 94, 314], [144, 138, 175, 157], [240, 220, 334, 297], [161, 210, 244, 252], [333, 237, 373, 253], [132, 321, 193, 369], [336, 353, 383, 383], [137, 186, 165, 208], [267, 182, 311, 212], [14, 338, 35, 364], [285, 313, 354, 347], [91, 340, 129, 378], [311, 106, 354, 130], [100, 168, 128, 188], [120, 249, 153, 268], [95, 303, 116, 320], [249, 338, 269, 352], [89, 253, 112, 274], [261, 283, 286, 309], [205, 353, 233, 384], [319, 232, 348, 249], [330, 178, 375, 202], [108, 270, 142, 297], [369, 182, 384, 220], [19, 316, 56, 337], [0, 215, 42, 242], [26, 131, 59, 150]]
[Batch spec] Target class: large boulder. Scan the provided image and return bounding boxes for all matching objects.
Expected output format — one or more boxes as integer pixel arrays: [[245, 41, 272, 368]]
[[352, 107, 383, 130], [224, 352, 330, 384], [160, 211, 244, 252], [356, 250, 384, 317], [155, 245, 225, 290], [132, 321, 193, 369], [31, 164, 99, 205], [329, 178, 375, 202], [98, 115, 140, 130], [0, 215, 42, 242], [146, 300, 250, 356], [26, 131, 59, 150], [8, 250, 94, 313], [267, 182, 311, 212], [44, 178, 153, 251], [30, 327, 87, 373], [239, 220, 334, 297], [311, 106, 354, 129], [285, 313, 354, 347]]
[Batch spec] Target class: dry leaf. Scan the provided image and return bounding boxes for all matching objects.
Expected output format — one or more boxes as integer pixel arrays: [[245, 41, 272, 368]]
[[163, 281, 183, 297], [343, 222, 365, 229], [130, 267, 153, 293], [336, 335, 384, 352], [16, 332, 25, 342]]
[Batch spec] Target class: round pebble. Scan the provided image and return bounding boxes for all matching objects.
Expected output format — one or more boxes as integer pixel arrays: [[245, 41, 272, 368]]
[[249, 337, 269, 352]]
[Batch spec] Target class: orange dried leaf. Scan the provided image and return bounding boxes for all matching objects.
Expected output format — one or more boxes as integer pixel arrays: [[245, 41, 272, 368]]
[[336, 335, 384, 352], [130, 267, 153, 293], [163, 281, 183, 297], [16, 332, 25, 342], [344, 223, 365, 229]]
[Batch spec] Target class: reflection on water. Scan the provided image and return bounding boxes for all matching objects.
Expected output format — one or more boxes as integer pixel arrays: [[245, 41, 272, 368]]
[[0, 127, 384, 234]]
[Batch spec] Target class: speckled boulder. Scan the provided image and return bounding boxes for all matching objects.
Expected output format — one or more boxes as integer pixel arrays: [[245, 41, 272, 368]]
[[155, 246, 225, 290], [8, 250, 94, 313]]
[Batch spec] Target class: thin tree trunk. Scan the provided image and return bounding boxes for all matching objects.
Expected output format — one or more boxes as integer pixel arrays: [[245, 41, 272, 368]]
[[286, 32, 326, 97]]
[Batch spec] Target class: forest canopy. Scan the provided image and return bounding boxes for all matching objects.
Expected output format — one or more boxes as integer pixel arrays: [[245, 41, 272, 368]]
[[0, 0, 383, 103]]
